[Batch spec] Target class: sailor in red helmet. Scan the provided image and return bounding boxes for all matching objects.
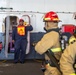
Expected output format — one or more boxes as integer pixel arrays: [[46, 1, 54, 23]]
[[35, 11, 62, 75], [12, 19, 33, 64]]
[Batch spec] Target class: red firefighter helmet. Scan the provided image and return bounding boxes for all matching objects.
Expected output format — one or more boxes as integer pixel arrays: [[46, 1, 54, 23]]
[[19, 19, 24, 22], [43, 11, 61, 22]]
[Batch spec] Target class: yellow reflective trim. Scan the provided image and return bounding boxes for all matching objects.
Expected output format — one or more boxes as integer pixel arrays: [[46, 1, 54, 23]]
[[44, 18, 59, 21], [51, 48, 61, 52], [53, 18, 59, 20], [69, 38, 76, 44], [70, 73, 76, 75], [44, 18, 51, 20], [47, 63, 50, 66]]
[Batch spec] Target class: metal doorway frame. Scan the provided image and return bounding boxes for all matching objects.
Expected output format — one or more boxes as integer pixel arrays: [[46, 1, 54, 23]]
[[4, 16, 19, 58]]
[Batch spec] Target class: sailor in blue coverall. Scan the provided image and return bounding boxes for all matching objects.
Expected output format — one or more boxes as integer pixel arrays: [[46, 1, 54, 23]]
[[12, 19, 33, 63]]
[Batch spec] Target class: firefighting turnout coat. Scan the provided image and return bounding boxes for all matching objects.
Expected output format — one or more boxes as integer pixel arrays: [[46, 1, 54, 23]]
[[60, 39, 76, 75], [35, 27, 62, 75], [35, 27, 62, 60]]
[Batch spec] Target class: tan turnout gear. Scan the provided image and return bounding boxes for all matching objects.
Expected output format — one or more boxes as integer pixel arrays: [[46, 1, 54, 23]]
[[35, 11, 62, 75], [60, 30, 76, 75], [60, 42, 76, 75], [35, 28, 62, 75]]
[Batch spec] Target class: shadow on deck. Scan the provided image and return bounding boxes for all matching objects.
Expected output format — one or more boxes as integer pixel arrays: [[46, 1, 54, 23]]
[[0, 60, 44, 75]]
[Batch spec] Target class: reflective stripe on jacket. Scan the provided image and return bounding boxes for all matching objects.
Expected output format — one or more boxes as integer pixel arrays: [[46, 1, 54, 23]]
[[51, 48, 61, 52], [69, 36, 76, 44], [70, 73, 76, 75]]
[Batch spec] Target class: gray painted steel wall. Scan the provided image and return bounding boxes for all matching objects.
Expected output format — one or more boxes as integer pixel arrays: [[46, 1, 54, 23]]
[[0, 32, 45, 60]]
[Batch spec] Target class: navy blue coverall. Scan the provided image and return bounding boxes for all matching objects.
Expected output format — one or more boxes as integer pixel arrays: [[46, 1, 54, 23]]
[[12, 25, 33, 63]]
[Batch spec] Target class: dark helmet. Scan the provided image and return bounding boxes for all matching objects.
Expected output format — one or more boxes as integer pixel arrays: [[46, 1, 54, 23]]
[[19, 19, 24, 22]]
